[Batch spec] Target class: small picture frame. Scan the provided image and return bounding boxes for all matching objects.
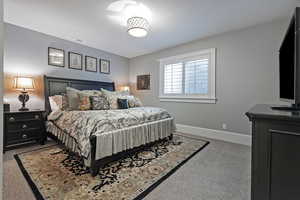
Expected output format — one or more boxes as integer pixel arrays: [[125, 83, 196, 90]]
[[137, 74, 151, 90], [48, 47, 65, 67], [85, 56, 97, 72], [100, 59, 110, 74], [68, 52, 83, 70]]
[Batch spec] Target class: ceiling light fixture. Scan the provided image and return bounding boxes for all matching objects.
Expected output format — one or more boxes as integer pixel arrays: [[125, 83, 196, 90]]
[[127, 16, 149, 37]]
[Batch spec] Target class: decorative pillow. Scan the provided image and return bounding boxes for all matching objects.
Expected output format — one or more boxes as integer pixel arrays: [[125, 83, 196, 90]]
[[90, 96, 110, 110], [78, 92, 92, 110], [93, 90, 103, 96], [101, 89, 124, 109], [117, 98, 129, 109], [49, 96, 60, 111], [124, 95, 135, 108], [61, 94, 69, 110], [66, 87, 81, 110], [47, 110, 63, 121], [66, 87, 102, 110], [134, 96, 143, 107], [49, 95, 68, 111], [125, 95, 143, 107]]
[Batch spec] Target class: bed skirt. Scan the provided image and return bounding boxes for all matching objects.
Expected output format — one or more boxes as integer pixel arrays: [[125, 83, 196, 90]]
[[46, 118, 175, 167], [45, 121, 93, 164]]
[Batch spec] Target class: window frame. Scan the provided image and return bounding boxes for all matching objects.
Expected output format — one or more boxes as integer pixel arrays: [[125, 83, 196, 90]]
[[159, 48, 216, 104]]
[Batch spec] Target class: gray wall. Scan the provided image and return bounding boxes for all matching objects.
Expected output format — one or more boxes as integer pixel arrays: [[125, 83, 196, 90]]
[[3, 19, 291, 135], [0, 0, 3, 198], [4, 23, 129, 110], [129, 19, 289, 135]]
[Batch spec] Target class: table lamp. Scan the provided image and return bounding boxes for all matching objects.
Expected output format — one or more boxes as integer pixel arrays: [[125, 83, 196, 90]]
[[13, 77, 35, 111], [122, 86, 130, 92]]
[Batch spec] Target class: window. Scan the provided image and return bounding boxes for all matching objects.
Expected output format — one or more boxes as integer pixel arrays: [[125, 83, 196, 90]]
[[164, 63, 183, 94], [159, 48, 216, 103]]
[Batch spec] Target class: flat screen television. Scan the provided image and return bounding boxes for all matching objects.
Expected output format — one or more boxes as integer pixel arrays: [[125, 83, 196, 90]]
[[274, 8, 300, 111], [279, 16, 295, 103]]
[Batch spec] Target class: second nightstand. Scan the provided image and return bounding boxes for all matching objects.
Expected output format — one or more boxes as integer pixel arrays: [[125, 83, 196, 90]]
[[4, 110, 46, 152]]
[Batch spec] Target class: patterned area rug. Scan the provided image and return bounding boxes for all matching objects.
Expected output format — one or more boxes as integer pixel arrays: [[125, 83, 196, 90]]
[[14, 134, 208, 200]]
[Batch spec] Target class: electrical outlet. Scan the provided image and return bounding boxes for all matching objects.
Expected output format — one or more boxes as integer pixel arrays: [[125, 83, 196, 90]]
[[222, 123, 227, 130]]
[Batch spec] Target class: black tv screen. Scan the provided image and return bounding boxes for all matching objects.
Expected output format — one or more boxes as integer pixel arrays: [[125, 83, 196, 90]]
[[279, 17, 295, 101]]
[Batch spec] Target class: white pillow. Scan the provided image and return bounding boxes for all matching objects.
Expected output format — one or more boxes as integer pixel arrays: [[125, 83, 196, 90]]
[[125, 95, 143, 107], [49, 95, 68, 111], [49, 97, 60, 111]]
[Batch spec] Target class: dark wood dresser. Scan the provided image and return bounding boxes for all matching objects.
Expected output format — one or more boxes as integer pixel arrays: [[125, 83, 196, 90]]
[[4, 110, 46, 152], [246, 104, 300, 200]]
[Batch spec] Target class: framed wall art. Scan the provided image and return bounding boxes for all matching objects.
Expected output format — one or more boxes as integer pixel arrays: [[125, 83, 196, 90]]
[[68, 52, 83, 70], [85, 56, 97, 72], [137, 74, 150, 90], [48, 47, 65, 67], [100, 59, 110, 74]]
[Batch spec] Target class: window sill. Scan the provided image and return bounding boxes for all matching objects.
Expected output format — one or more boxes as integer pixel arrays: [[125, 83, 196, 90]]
[[159, 96, 217, 104]]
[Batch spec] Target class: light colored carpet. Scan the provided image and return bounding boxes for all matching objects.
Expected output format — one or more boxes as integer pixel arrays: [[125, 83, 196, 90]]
[[4, 133, 251, 200]]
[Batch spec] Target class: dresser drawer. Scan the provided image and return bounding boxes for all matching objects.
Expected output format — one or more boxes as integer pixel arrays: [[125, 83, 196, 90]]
[[6, 112, 41, 122], [6, 130, 41, 145], [7, 120, 41, 132]]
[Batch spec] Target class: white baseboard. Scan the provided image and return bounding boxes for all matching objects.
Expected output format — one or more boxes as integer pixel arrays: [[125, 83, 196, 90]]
[[176, 124, 251, 146]]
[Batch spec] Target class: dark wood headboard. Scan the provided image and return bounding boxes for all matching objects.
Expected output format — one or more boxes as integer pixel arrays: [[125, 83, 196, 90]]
[[44, 75, 115, 114]]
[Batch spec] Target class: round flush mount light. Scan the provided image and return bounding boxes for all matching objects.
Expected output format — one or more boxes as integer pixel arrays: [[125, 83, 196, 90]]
[[127, 17, 149, 38]]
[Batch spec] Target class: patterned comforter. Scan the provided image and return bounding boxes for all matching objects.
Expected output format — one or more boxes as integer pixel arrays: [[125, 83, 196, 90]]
[[48, 107, 173, 158]]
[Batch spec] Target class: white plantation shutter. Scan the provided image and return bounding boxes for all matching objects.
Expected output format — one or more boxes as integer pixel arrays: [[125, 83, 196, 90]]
[[185, 59, 209, 94], [164, 63, 183, 94], [159, 48, 216, 103], [163, 59, 209, 95]]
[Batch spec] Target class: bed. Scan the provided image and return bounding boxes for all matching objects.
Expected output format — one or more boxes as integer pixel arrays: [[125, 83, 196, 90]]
[[44, 76, 175, 176]]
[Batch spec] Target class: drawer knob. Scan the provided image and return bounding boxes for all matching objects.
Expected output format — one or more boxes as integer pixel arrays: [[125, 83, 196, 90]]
[[9, 117, 15, 122], [22, 134, 28, 139], [34, 115, 39, 119], [22, 124, 28, 129]]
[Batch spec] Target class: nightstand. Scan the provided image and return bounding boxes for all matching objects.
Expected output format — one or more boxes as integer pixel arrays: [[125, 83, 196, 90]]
[[4, 110, 46, 152]]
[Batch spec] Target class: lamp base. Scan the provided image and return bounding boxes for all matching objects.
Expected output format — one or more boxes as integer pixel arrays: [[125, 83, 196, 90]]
[[19, 107, 29, 111], [18, 91, 29, 112]]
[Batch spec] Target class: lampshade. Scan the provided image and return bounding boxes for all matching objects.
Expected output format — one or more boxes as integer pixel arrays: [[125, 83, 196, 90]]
[[14, 77, 35, 90], [127, 17, 149, 37], [122, 86, 130, 92]]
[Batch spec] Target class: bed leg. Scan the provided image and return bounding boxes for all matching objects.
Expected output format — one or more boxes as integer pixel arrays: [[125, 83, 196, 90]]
[[90, 165, 99, 177], [89, 135, 98, 177]]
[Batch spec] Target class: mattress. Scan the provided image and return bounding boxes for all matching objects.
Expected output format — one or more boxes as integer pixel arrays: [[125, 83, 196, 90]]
[[47, 107, 175, 159]]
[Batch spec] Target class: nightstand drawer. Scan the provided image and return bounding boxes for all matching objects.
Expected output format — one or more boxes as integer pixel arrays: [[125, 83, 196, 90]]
[[4, 110, 46, 151], [6, 130, 41, 145], [6, 113, 41, 122], [7, 120, 41, 132]]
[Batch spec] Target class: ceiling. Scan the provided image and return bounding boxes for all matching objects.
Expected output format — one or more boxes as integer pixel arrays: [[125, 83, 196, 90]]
[[4, 0, 300, 58]]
